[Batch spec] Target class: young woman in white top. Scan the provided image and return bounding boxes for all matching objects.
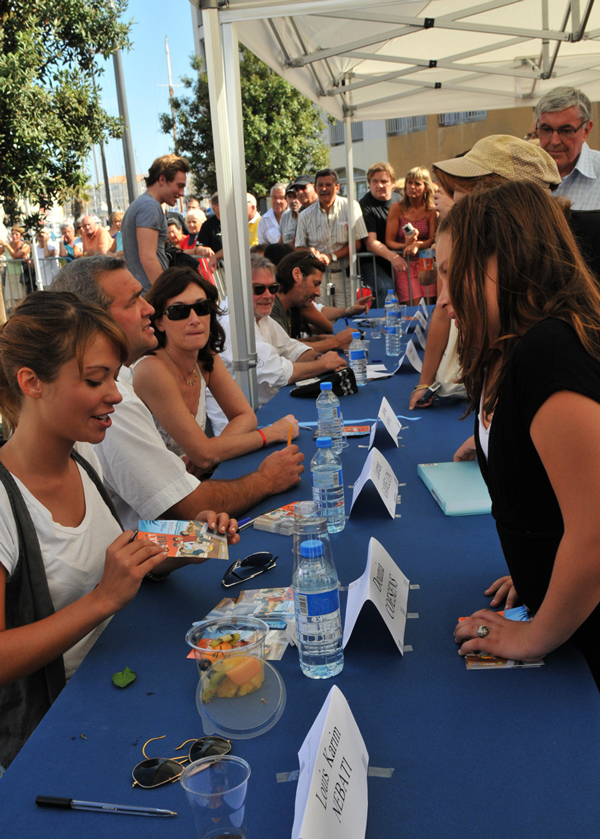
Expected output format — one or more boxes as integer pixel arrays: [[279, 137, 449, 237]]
[[133, 268, 299, 477]]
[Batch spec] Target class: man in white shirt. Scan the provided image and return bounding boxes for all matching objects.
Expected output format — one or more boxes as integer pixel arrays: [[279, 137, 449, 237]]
[[257, 183, 287, 245], [294, 168, 368, 304], [535, 86, 600, 210], [208, 255, 346, 434], [52, 256, 305, 529]]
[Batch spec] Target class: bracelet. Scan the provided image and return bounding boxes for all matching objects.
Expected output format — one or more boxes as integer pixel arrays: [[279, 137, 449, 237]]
[[345, 306, 351, 316], [257, 428, 267, 448], [412, 383, 432, 392], [145, 570, 171, 582]]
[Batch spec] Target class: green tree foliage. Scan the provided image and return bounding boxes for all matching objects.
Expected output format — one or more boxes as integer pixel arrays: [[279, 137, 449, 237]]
[[160, 47, 330, 197], [0, 0, 130, 222]]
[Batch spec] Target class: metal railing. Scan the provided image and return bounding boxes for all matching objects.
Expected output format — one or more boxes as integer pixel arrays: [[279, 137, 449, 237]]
[[1, 257, 65, 313]]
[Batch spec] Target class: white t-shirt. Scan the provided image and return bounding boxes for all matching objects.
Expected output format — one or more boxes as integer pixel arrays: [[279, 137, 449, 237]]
[[93, 367, 200, 530], [0, 446, 121, 679]]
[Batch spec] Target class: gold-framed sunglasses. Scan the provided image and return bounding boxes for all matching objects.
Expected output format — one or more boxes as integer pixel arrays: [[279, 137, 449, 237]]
[[131, 735, 232, 788]]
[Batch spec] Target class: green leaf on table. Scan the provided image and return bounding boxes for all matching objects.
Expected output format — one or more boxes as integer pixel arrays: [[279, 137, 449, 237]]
[[112, 666, 137, 688]]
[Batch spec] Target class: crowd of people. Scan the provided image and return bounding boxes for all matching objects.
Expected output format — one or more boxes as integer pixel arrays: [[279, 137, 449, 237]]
[[2, 84, 600, 772]]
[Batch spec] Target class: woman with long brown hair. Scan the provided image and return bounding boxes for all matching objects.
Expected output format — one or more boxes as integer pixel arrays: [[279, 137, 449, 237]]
[[385, 166, 437, 304], [443, 181, 600, 687]]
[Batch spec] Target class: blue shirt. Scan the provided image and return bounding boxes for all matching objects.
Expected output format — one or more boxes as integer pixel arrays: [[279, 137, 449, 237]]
[[553, 142, 600, 210]]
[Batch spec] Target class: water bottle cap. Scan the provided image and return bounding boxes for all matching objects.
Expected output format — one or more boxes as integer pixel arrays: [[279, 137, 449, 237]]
[[300, 539, 325, 558], [352, 331, 361, 337], [319, 381, 333, 391], [316, 436, 333, 448]]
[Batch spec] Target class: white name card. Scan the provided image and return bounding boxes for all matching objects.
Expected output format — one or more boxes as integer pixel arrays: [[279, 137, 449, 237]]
[[343, 538, 410, 653], [368, 396, 402, 449], [405, 339, 423, 372], [350, 447, 399, 519], [414, 309, 428, 330], [419, 297, 429, 318], [415, 324, 427, 350], [292, 685, 369, 839]]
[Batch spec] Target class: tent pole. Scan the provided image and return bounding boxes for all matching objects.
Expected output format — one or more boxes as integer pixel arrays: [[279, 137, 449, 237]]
[[344, 113, 357, 309], [202, 8, 258, 407]]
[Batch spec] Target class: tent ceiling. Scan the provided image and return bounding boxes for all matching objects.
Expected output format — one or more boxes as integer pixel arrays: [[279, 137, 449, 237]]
[[195, 0, 600, 120]]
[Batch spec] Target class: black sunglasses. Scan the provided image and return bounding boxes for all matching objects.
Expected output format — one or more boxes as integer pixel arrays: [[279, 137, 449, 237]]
[[252, 283, 280, 296], [222, 551, 278, 588], [132, 735, 231, 788], [163, 300, 212, 321]]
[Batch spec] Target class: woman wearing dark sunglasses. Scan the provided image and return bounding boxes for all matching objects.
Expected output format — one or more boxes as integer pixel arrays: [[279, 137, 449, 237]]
[[133, 268, 299, 476]]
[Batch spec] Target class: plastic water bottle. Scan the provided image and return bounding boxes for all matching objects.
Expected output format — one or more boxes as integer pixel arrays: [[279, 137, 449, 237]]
[[384, 291, 398, 321], [386, 323, 401, 356], [316, 382, 343, 454], [311, 436, 345, 533], [292, 538, 344, 679], [348, 331, 367, 387]]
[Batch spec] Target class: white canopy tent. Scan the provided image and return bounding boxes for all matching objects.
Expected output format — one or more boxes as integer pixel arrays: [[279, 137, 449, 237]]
[[190, 0, 600, 405]]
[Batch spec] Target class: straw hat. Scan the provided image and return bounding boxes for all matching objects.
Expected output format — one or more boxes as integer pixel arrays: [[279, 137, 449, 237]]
[[433, 134, 560, 188]]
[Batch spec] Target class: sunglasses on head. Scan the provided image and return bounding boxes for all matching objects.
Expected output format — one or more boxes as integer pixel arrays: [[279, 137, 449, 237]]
[[132, 735, 231, 788], [222, 551, 278, 588], [163, 300, 212, 321], [252, 283, 280, 296]]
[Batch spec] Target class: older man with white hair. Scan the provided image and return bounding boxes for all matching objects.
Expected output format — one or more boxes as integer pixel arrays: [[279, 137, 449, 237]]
[[535, 86, 600, 209], [79, 215, 112, 256], [258, 183, 287, 245]]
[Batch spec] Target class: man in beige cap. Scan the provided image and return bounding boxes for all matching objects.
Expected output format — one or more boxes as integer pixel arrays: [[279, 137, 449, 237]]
[[409, 135, 561, 411]]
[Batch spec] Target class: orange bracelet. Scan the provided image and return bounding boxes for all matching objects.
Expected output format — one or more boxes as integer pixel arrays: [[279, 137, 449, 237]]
[[257, 428, 267, 448]]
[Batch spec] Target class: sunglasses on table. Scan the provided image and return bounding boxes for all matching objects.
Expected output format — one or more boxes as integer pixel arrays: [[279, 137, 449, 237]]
[[132, 735, 231, 788], [536, 121, 587, 139], [222, 551, 278, 588], [163, 300, 212, 320], [252, 283, 280, 296]]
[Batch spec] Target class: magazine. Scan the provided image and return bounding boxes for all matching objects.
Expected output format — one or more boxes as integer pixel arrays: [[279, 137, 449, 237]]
[[137, 519, 229, 560], [458, 606, 544, 669]]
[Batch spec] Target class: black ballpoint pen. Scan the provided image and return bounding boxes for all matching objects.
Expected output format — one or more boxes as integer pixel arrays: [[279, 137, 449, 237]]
[[36, 795, 177, 817]]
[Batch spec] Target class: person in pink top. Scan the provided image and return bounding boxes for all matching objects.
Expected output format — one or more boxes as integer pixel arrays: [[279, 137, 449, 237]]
[[385, 167, 437, 303]]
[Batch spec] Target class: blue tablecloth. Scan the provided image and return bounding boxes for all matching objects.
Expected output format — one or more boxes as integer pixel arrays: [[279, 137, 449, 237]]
[[2, 313, 599, 838]]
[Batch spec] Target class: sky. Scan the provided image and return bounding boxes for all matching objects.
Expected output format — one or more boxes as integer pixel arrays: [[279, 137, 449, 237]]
[[92, 0, 198, 185]]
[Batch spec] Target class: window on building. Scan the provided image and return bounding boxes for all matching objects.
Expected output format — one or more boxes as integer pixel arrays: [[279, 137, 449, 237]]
[[386, 115, 428, 135], [438, 111, 487, 126], [329, 120, 364, 146]]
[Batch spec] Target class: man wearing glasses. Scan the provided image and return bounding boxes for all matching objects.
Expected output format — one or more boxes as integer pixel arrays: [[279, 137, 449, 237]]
[[535, 86, 600, 209], [208, 255, 346, 432]]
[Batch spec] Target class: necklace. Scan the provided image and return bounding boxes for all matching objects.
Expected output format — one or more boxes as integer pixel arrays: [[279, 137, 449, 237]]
[[164, 349, 199, 387]]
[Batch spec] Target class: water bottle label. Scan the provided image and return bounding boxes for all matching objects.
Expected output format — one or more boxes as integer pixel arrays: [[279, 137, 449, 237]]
[[296, 587, 340, 617], [312, 469, 343, 488], [349, 350, 366, 361], [319, 406, 337, 420]]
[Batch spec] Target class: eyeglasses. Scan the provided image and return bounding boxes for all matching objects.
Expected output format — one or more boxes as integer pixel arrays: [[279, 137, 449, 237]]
[[536, 121, 587, 139], [132, 735, 231, 788], [252, 283, 280, 296], [163, 300, 212, 320], [222, 551, 278, 588]]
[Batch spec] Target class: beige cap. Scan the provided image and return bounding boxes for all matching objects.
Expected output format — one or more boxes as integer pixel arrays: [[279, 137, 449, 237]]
[[433, 134, 561, 188]]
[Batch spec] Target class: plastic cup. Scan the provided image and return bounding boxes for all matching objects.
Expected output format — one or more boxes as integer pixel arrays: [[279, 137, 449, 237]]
[[186, 617, 268, 677], [180, 755, 250, 839], [370, 318, 382, 339]]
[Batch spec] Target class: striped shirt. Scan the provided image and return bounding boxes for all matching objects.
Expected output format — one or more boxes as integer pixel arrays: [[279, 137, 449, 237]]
[[295, 196, 368, 254], [553, 143, 600, 210], [280, 209, 299, 243]]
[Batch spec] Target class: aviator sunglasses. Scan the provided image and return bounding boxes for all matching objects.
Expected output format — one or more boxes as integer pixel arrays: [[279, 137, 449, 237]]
[[132, 735, 232, 788], [252, 282, 280, 296], [222, 551, 278, 588], [163, 300, 212, 320]]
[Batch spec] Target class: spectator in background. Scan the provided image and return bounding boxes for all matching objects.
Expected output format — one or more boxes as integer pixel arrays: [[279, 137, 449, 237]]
[[121, 153, 190, 290], [59, 223, 79, 262], [183, 210, 207, 248], [167, 217, 187, 249], [280, 185, 302, 244], [359, 161, 402, 306], [247, 193, 261, 247], [186, 196, 201, 212], [198, 193, 223, 263], [0, 226, 33, 295], [107, 211, 124, 258], [258, 183, 287, 245], [35, 229, 60, 287], [79, 216, 112, 256], [290, 174, 318, 217], [536, 86, 600, 208]]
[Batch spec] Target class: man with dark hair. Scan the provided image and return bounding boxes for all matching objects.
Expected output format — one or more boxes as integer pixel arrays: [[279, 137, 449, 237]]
[[52, 255, 305, 528], [198, 192, 223, 261], [294, 168, 367, 304], [535, 86, 600, 208], [289, 174, 318, 215], [121, 153, 191, 290]]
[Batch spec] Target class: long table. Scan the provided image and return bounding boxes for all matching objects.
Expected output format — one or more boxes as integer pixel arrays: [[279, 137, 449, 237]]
[[2, 313, 600, 838]]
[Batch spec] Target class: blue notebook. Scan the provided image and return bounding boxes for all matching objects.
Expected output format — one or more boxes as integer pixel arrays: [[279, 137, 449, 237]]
[[417, 460, 492, 516]]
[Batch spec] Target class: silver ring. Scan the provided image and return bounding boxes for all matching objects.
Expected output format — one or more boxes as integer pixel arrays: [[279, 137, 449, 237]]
[[477, 624, 490, 638]]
